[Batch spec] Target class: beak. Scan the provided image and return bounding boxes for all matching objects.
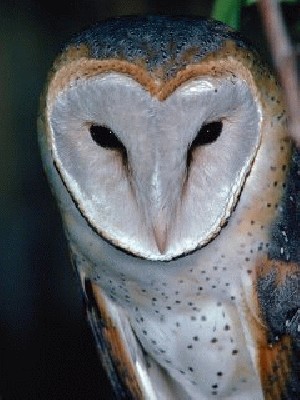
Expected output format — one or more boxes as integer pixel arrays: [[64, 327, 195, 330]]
[[144, 161, 183, 255], [152, 209, 168, 254], [128, 142, 186, 256]]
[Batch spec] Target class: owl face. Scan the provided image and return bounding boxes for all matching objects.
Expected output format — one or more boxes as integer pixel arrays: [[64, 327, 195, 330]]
[[48, 71, 261, 260], [41, 16, 284, 261]]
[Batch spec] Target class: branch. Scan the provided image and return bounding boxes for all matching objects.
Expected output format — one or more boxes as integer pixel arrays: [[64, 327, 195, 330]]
[[258, 0, 300, 146]]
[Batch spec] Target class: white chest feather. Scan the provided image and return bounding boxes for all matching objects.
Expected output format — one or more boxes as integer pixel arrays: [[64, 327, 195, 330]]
[[69, 209, 266, 399]]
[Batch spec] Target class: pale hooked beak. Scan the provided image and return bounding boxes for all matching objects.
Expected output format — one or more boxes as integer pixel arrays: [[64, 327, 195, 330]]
[[152, 210, 168, 254], [129, 145, 186, 256], [148, 165, 182, 255], [148, 165, 175, 255], [132, 170, 175, 255]]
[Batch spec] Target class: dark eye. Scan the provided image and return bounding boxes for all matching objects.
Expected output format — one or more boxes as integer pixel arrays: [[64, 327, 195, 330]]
[[187, 121, 223, 168], [89, 124, 125, 151], [192, 121, 223, 147]]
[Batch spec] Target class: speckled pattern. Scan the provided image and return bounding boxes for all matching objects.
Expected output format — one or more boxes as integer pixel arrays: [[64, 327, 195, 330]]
[[68, 16, 251, 79], [39, 16, 300, 400], [269, 150, 300, 262]]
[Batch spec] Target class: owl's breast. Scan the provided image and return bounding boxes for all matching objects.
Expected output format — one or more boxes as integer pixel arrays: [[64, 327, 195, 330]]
[[88, 237, 265, 399], [126, 279, 263, 399], [82, 205, 271, 399]]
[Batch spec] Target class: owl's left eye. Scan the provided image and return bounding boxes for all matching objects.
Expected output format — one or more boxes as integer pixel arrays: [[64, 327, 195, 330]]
[[89, 124, 125, 151], [192, 121, 223, 147]]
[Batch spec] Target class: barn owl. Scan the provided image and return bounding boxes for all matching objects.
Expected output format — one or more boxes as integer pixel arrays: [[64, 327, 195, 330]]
[[38, 16, 299, 399]]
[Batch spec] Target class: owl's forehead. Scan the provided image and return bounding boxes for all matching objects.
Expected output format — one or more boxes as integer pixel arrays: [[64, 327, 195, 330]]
[[47, 16, 275, 108], [64, 16, 249, 78], [47, 17, 259, 105]]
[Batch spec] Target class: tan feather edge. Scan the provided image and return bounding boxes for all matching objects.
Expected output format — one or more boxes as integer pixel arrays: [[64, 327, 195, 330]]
[[85, 279, 144, 399], [46, 41, 264, 106]]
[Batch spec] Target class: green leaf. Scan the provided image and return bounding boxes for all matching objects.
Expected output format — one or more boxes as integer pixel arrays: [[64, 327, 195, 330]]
[[211, 0, 299, 30], [211, 0, 243, 30], [245, 0, 298, 3]]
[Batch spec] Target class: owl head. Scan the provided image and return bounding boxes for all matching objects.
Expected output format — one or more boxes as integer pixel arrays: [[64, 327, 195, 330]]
[[39, 16, 289, 261]]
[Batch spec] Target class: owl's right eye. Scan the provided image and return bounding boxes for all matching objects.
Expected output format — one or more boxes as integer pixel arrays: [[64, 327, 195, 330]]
[[186, 121, 223, 169], [89, 124, 125, 151]]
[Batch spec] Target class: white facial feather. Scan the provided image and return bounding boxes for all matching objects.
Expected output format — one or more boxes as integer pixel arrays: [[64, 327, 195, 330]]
[[49, 73, 261, 260]]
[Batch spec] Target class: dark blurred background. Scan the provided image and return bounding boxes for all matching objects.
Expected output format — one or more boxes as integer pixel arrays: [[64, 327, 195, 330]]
[[0, 1, 299, 399]]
